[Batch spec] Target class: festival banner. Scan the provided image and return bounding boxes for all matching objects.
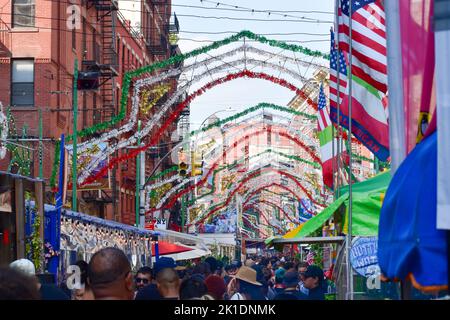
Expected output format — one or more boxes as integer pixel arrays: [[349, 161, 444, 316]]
[[66, 142, 111, 191]]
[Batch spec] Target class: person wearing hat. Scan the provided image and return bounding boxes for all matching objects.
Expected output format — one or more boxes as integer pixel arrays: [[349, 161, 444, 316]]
[[302, 265, 326, 300], [226, 266, 264, 300], [135, 257, 177, 300], [9, 258, 70, 300]]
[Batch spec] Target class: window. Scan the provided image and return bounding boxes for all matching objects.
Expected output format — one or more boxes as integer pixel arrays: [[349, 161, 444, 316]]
[[72, 8, 76, 50], [82, 18, 87, 58], [11, 59, 34, 106], [12, 0, 35, 28]]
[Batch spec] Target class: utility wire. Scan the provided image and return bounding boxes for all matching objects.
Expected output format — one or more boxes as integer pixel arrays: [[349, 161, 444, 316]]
[[198, 0, 334, 15], [42, 0, 334, 20], [4, 10, 332, 24], [0, 18, 329, 47]]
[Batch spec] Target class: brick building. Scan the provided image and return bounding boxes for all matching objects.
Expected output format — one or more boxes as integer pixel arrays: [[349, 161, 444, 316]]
[[0, 0, 183, 225]]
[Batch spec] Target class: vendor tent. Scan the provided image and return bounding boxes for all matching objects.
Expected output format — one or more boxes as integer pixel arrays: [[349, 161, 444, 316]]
[[378, 132, 448, 291], [153, 241, 193, 256], [271, 171, 391, 244], [162, 244, 211, 261]]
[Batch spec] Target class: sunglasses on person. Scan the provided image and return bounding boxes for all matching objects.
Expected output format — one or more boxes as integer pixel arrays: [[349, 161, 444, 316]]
[[135, 277, 149, 284]]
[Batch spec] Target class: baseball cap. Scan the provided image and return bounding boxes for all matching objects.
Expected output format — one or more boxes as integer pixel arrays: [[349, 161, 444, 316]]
[[9, 259, 36, 277], [283, 271, 299, 287], [153, 257, 177, 275]]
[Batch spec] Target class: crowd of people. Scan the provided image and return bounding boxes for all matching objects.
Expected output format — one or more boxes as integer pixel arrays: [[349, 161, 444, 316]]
[[0, 247, 330, 300]]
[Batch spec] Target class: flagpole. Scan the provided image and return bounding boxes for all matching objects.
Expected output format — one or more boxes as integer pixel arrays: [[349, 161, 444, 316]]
[[385, 0, 410, 300], [385, 1, 406, 174], [334, 1, 341, 200], [346, 1, 354, 301]]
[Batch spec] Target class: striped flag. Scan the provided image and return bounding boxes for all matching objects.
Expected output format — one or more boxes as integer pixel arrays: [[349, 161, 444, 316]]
[[329, 1, 390, 161], [338, 0, 387, 94], [317, 83, 343, 189], [306, 251, 315, 265], [329, 30, 347, 112]]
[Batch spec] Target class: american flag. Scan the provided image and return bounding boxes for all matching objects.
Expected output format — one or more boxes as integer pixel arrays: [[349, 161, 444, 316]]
[[317, 84, 331, 130], [338, 0, 387, 94], [306, 251, 315, 265], [329, 30, 348, 112]]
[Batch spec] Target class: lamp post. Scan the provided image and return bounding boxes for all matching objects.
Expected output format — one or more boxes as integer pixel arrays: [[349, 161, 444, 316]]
[[186, 108, 236, 232]]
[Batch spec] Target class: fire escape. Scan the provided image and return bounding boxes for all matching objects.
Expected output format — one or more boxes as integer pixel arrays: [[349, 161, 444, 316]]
[[83, 0, 119, 124], [80, 0, 120, 214], [147, 0, 170, 56], [0, 16, 11, 57]]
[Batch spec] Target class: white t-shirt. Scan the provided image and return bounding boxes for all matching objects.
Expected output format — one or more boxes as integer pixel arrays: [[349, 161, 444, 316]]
[[230, 292, 246, 300]]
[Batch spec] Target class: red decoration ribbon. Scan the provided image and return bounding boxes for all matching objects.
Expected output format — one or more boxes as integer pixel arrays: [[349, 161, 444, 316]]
[[81, 70, 318, 187]]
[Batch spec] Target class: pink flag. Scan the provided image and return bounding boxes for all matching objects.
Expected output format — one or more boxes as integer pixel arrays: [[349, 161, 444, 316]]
[[399, 0, 436, 153]]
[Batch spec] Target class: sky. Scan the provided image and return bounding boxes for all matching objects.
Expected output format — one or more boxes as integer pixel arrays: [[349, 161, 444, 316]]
[[173, 0, 335, 130]]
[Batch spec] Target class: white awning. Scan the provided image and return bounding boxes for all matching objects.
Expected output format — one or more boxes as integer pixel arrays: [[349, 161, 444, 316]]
[[161, 245, 211, 261]]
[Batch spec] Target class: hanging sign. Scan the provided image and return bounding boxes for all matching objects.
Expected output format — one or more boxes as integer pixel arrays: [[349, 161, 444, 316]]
[[153, 218, 167, 230], [350, 236, 380, 277]]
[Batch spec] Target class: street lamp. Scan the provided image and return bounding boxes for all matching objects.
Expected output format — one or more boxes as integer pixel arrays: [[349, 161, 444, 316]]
[[194, 107, 236, 164], [197, 107, 237, 131]]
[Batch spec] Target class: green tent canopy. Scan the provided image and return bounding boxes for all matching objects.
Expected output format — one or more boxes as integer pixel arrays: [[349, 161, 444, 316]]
[[271, 171, 391, 244]]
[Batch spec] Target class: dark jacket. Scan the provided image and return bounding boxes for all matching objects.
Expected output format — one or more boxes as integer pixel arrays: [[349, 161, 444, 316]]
[[134, 284, 162, 300], [306, 286, 325, 300]]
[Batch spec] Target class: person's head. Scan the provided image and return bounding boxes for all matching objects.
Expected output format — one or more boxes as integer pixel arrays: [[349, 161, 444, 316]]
[[156, 268, 180, 299], [237, 279, 265, 300], [175, 265, 188, 280], [262, 267, 272, 283], [88, 247, 134, 300], [73, 260, 94, 300], [192, 262, 211, 279], [135, 266, 153, 290], [225, 264, 236, 276], [9, 259, 36, 277], [275, 268, 286, 284], [233, 266, 263, 299], [204, 275, 226, 300], [204, 257, 218, 274], [297, 262, 309, 282], [215, 260, 224, 275], [179, 275, 207, 300], [284, 262, 295, 271], [153, 257, 177, 277], [303, 265, 324, 290], [260, 258, 271, 270], [283, 271, 299, 289], [0, 267, 40, 300], [244, 258, 255, 267]]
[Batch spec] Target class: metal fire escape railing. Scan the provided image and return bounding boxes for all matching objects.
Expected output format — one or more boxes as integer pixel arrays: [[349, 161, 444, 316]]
[[147, 0, 171, 56], [0, 16, 11, 57], [84, 0, 119, 124]]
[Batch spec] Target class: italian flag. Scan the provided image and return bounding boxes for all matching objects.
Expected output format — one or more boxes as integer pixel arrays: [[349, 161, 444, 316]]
[[317, 84, 346, 189]]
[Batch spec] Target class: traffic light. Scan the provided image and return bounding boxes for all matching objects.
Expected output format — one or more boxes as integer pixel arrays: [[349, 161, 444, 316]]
[[179, 162, 188, 176], [77, 71, 100, 90], [191, 151, 203, 176]]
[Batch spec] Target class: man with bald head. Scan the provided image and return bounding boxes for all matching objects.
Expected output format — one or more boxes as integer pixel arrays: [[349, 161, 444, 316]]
[[88, 247, 134, 300], [156, 268, 180, 300]]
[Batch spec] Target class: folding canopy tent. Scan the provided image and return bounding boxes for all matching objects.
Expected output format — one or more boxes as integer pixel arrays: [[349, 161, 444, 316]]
[[269, 171, 391, 245]]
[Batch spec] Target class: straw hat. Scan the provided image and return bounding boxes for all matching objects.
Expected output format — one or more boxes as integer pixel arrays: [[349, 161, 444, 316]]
[[233, 266, 262, 286]]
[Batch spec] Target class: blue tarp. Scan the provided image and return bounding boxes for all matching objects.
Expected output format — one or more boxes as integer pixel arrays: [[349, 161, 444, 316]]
[[378, 132, 448, 291]]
